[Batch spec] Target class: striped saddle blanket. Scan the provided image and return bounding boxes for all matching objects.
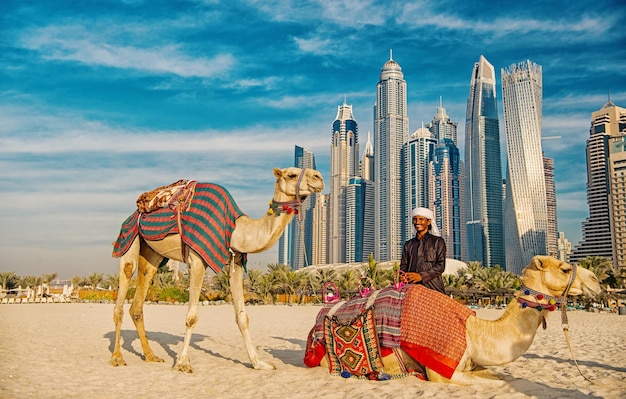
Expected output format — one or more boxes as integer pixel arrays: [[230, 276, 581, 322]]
[[112, 181, 245, 273]]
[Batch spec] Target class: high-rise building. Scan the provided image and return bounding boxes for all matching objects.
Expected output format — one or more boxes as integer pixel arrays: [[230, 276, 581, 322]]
[[501, 60, 552, 273], [433, 138, 462, 259], [279, 145, 317, 269], [570, 101, 626, 268], [404, 124, 436, 240], [360, 133, 376, 262], [328, 100, 359, 264], [311, 193, 328, 265], [374, 51, 409, 262], [464, 55, 505, 268], [608, 134, 626, 270], [360, 131, 374, 181], [344, 177, 366, 263], [544, 155, 558, 258], [427, 100, 462, 260]]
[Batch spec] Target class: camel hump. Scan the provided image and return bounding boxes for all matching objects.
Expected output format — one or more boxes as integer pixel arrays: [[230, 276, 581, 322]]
[[136, 179, 191, 213]]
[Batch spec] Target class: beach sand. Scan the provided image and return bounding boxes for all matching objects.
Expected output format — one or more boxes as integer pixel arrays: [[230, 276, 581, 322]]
[[1, 302, 625, 399]]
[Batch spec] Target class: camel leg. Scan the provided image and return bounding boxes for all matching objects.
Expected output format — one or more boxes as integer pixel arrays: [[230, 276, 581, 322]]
[[111, 237, 140, 366], [173, 250, 205, 373], [128, 243, 165, 363], [229, 253, 275, 370]]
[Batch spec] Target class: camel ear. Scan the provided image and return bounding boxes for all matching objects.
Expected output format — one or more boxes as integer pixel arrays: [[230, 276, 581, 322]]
[[273, 168, 282, 178], [530, 256, 546, 271]]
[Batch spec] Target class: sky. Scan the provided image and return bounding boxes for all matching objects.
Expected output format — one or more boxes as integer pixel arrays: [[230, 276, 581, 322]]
[[1, 0, 625, 280]]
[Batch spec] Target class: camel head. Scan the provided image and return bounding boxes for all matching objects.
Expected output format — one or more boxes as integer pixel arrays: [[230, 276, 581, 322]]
[[520, 255, 601, 299], [272, 167, 324, 202]]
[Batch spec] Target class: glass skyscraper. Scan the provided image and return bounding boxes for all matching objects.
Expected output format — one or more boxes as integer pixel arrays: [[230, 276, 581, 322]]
[[427, 100, 462, 260], [329, 100, 359, 263], [501, 60, 551, 273], [571, 101, 626, 269], [278, 145, 317, 269], [464, 55, 505, 268], [374, 51, 409, 262]]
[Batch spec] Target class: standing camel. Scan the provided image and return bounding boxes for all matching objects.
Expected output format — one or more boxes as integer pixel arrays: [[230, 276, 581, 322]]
[[111, 167, 324, 372], [305, 256, 601, 385]]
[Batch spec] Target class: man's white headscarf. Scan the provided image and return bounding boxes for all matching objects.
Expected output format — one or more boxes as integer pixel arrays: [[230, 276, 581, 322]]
[[412, 207, 441, 237]]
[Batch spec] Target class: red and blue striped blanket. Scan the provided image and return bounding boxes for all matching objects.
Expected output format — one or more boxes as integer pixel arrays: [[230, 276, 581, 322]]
[[112, 182, 245, 273]]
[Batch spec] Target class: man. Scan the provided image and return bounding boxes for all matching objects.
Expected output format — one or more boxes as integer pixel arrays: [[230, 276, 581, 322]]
[[400, 207, 446, 294]]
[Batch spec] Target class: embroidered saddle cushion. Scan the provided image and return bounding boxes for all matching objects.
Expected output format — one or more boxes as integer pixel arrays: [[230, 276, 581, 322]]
[[323, 306, 383, 376]]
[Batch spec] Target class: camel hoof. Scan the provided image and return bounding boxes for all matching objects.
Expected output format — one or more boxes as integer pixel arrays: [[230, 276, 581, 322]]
[[110, 354, 127, 367], [173, 356, 193, 373], [253, 360, 276, 370], [145, 353, 165, 363]]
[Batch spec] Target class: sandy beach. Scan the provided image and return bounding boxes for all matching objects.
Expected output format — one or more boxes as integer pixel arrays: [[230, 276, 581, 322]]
[[1, 302, 625, 399]]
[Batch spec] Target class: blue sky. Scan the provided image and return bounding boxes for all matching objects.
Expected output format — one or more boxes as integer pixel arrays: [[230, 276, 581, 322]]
[[1, 0, 625, 279]]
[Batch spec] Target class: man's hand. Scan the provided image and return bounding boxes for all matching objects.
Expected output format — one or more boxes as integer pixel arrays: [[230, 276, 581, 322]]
[[404, 272, 422, 283]]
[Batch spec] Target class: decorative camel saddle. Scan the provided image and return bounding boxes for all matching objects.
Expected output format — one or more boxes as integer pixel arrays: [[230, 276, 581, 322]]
[[304, 285, 475, 380], [112, 180, 246, 273]]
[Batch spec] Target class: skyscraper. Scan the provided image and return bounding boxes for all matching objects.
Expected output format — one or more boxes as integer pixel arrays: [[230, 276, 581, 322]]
[[404, 124, 436, 240], [501, 60, 551, 274], [280, 145, 317, 269], [329, 100, 359, 264], [464, 55, 505, 268], [374, 51, 409, 262], [360, 133, 376, 262], [571, 101, 626, 269], [608, 134, 626, 270], [427, 100, 462, 260]]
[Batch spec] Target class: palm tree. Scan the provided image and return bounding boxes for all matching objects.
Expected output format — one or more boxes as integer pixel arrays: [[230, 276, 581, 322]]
[[85, 272, 104, 289], [337, 269, 359, 298], [0, 272, 18, 291], [211, 269, 231, 301], [578, 256, 612, 285], [103, 274, 120, 290], [245, 269, 264, 303]]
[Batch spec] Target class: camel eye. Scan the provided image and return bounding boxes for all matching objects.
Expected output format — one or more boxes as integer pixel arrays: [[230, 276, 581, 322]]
[[560, 267, 571, 274], [288, 173, 297, 179]]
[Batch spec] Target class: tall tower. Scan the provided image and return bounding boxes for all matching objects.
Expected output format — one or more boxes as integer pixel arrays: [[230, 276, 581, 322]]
[[427, 99, 462, 260], [501, 60, 550, 274], [288, 145, 317, 269], [311, 193, 328, 265], [329, 100, 359, 263], [374, 51, 409, 262], [571, 101, 626, 269], [544, 155, 558, 258], [608, 134, 626, 271], [464, 55, 505, 268], [360, 133, 376, 261], [404, 124, 437, 240]]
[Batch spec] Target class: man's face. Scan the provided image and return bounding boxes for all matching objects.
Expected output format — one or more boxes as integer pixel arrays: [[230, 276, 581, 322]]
[[412, 216, 431, 234]]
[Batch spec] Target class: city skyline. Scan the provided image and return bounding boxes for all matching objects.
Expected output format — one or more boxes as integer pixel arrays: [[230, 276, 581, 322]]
[[2, 0, 625, 278]]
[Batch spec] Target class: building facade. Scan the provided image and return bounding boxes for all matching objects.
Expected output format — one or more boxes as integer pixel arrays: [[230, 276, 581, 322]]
[[374, 52, 409, 262], [464, 55, 505, 268], [278, 145, 317, 269], [570, 101, 626, 269], [501, 60, 552, 273], [328, 100, 359, 264], [427, 100, 462, 260]]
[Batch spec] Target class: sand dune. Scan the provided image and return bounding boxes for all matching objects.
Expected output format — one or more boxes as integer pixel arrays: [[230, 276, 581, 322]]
[[1, 303, 625, 399]]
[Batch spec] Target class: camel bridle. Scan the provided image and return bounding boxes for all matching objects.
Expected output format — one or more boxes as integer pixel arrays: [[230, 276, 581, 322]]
[[267, 169, 306, 220]]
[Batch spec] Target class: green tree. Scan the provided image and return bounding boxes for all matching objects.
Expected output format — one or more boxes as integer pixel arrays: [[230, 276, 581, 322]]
[[337, 269, 359, 297], [0, 272, 18, 290], [245, 269, 264, 303], [85, 272, 104, 289]]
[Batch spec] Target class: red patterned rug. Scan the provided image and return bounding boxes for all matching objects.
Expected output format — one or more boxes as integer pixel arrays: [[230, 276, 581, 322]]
[[400, 285, 474, 379], [323, 306, 383, 376]]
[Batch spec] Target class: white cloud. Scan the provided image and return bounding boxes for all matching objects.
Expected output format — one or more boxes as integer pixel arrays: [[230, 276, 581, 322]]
[[19, 25, 235, 78]]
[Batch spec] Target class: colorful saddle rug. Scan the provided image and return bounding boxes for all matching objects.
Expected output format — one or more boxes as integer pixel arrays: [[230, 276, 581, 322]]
[[305, 285, 475, 380], [112, 182, 245, 273], [323, 306, 383, 376]]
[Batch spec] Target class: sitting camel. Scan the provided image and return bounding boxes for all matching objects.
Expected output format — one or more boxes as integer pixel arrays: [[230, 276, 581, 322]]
[[304, 256, 600, 385], [111, 167, 324, 372]]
